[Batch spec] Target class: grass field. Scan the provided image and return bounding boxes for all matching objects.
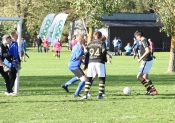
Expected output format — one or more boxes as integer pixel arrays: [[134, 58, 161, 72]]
[[0, 47, 175, 123]]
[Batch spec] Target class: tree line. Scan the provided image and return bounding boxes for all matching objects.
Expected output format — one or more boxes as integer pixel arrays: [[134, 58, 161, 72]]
[[0, 0, 152, 43], [0, 0, 175, 72]]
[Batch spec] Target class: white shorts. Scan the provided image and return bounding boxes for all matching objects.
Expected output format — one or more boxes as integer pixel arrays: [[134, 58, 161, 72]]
[[87, 63, 106, 77], [138, 60, 153, 74]]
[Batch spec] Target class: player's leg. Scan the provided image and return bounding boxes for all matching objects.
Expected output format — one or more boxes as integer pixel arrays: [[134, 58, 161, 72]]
[[137, 72, 151, 93], [152, 52, 156, 59], [137, 60, 157, 95], [133, 48, 136, 59], [114, 46, 117, 55], [0, 67, 10, 94], [136, 49, 139, 59], [120, 48, 122, 56], [61, 75, 79, 92], [9, 67, 17, 93], [82, 77, 92, 99], [74, 68, 86, 97], [82, 63, 95, 99], [143, 74, 158, 95], [96, 63, 106, 99], [58, 51, 60, 58]]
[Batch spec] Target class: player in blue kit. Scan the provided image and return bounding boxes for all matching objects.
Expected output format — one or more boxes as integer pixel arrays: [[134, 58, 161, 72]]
[[61, 34, 86, 97]]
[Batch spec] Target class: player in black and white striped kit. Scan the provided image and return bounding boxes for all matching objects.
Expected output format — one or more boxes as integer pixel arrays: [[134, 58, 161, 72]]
[[82, 31, 107, 99], [134, 30, 158, 95]]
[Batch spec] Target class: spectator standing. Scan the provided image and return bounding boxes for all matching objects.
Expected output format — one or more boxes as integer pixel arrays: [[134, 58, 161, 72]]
[[42, 36, 49, 53], [21, 37, 29, 58], [105, 37, 110, 51], [117, 37, 122, 56], [148, 39, 156, 59], [71, 35, 77, 50], [0, 35, 11, 95], [20, 39, 26, 62], [37, 35, 42, 53], [112, 37, 118, 55]]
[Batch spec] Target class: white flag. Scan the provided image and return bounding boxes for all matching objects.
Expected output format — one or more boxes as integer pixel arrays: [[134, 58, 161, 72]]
[[47, 14, 60, 42], [39, 13, 56, 39], [51, 13, 68, 45]]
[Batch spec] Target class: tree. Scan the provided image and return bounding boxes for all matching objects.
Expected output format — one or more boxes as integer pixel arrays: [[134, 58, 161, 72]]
[[0, 0, 75, 44], [70, 0, 122, 43], [154, 0, 175, 72]]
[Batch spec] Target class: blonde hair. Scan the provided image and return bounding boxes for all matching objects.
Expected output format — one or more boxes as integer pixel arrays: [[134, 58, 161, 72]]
[[76, 34, 83, 43]]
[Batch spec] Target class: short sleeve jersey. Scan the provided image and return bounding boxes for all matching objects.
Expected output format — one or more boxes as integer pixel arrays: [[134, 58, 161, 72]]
[[117, 40, 122, 48], [87, 40, 107, 64], [68, 43, 84, 70], [140, 38, 153, 61], [54, 41, 61, 51]]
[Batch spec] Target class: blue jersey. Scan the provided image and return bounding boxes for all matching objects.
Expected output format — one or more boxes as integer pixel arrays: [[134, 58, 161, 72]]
[[133, 40, 139, 49], [105, 39, 110, 47], [68, 43, 84, 70], [117, 40, 122, 48], [112, 39, 118, 47], [8, 41, 20, 60]]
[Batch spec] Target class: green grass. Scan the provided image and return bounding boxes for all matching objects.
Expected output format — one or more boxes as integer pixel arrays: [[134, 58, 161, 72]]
[[0, 48, 175, 123]]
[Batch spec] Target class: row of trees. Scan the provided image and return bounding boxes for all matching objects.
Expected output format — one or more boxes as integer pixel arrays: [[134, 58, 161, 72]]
[[0, 0, 175, 72], [0, 0, 152, 43]]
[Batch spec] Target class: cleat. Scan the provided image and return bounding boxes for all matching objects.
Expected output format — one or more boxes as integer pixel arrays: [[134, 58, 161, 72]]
[[146, 88, 158, 95], [74, 94, 81, 97], [145, 90, 151, 95], [4, 92, 10, 96], [9, 92, 16, 96], [61, 84, 69, 92], [150, 88, 158, 95], [87, 93, 91, 97], [97, 95, 103, 99], [81, 95, 88, 99]]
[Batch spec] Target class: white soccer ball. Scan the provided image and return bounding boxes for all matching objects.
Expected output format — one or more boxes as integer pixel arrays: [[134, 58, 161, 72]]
[[123, 87, 131, 95]]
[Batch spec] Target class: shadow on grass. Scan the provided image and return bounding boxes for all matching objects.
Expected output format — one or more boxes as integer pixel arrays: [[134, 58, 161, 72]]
[[0, 74, 174, 100], [18, 74, 175, 87]]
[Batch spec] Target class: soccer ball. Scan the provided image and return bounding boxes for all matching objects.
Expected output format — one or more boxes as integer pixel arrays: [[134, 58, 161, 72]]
[[123, 87, 131, 95], [53, 54, 56, 57]]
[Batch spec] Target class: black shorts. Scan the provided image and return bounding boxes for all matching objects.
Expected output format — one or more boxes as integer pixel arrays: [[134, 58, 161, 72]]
[[56, 51, 60, 53], [71, 68, 85, 78], [134, 48, 139, 54]]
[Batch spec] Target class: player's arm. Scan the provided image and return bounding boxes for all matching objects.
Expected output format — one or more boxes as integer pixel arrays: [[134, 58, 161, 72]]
[[76, 48, 85, 60], [102, 42, 107, 62], [77, 55, 85, 60], [132, 42, 136, 49]]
